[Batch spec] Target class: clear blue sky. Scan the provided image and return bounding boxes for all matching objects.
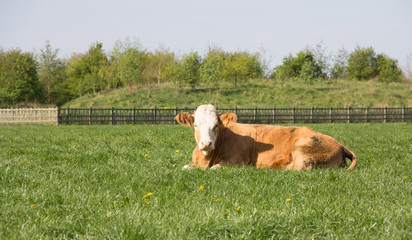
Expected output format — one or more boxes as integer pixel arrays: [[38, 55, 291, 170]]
[[1, 0, 411, 69]]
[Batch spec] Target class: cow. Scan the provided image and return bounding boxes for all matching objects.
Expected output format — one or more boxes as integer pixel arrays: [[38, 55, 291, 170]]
[[176, 104, 357, 170]]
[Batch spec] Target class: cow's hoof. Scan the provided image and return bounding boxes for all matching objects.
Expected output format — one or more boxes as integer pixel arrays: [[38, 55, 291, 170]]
[[210, 165, 221, 170], [182, 165, 194, 170]]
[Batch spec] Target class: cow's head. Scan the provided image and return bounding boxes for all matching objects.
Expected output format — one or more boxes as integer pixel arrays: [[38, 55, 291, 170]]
[[176, 104, 237, 155]]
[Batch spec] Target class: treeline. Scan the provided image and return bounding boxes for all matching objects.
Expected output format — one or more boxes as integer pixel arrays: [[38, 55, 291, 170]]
[[0, 40, 406, 107]]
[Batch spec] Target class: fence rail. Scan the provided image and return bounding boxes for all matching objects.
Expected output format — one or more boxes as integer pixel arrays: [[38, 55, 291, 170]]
[[57, 107, 412, 125], [0, 108, 58, 124]]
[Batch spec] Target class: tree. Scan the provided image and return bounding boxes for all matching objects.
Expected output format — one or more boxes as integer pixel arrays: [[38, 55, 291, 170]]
[[38, 41, 67, 103], [376, 54, 403, 83], [146, 45, 176, 85], [222, 51, 263, 87], [0, 49, 42, 105], [118, 48, 149, 88], [174, 52, 202, 89], [346, 46, 403, 82], [272, 50, 324, 83], [66, 42, 109, 96], [200, 46, 224, 87], [330, 47, 349, 79], [347, 46, 378, 80]]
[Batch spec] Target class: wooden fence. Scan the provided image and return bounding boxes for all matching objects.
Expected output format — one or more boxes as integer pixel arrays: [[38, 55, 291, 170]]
[[57, 107, 412, 125], [0, 108, 58, 124]]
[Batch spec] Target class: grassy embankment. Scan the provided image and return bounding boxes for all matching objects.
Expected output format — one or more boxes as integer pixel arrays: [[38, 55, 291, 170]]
[[63, 78, 412, 108], [0, 123, 411, 239]]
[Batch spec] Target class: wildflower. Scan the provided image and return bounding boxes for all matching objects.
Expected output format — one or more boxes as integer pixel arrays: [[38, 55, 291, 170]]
[[145, 202, 150, 205], [404, 176, 407, 179], [199, 185, 204, 191], [368, 155, 370, 158], [106, 213, 113, 217], [30, 204, 35, 208], [237, 206, 241, 211], [164, 107, 170, 109], [144, 154, 149, 157], [216, 198, 222, 202], [143, 192, 153, 199], [285, 198, 292, 202], [175, 150, 179, 153]]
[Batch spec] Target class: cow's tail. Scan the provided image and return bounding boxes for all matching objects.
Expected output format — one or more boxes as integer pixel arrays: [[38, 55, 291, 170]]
[[343, 146, 357, 170]]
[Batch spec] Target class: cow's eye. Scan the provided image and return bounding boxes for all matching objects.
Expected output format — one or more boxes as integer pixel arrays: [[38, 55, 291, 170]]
[[213, 125, 218, 131]]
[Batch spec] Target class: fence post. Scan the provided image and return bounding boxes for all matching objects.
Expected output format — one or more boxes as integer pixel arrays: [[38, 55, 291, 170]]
[[57, 106, 60, 125], [292, 107, 295, 124], [311, 107, 314, 123], [89, 107, 92, 125], [329, 107, 333, 123], [347, 107, 350, 123], [273, 107, 276, 124], [174, 107, 178, 124], [154, 107, 157, 124], [384, 107, 387, 123], [402, 106, 406, 122], [111, 107, 115, 125], [254, 107, 257, 122], [66, 107, 70, 125], [365, 107, 369, 123], [133, 107, 136, 124]]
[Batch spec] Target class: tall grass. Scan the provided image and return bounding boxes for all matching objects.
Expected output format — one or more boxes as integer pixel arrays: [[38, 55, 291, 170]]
[[0, 123, 411, 239], [63, 79, 412, 108]]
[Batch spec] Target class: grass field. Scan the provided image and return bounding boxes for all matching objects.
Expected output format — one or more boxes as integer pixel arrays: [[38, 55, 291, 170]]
[[63, 79, 412, 108], [0, 123, 411, 239]]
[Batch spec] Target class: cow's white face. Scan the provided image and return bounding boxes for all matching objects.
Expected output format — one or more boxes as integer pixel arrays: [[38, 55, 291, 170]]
[[176, 104, 238, 158], [193, 105, 219, 155]]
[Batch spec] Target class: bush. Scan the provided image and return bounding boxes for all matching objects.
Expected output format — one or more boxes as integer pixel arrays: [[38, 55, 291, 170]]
[[272, 50, 325, 83], [347, 46, 403, 82]]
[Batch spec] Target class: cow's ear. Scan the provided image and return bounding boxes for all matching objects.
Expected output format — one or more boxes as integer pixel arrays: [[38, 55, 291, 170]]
[[219, 113, 237, 126], [176, 112, 194, 127]]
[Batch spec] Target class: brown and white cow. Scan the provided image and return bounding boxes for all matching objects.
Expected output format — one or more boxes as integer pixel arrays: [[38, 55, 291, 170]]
[[176, 104, 357, 170]]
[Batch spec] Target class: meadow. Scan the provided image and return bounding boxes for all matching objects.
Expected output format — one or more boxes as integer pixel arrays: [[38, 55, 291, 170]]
[[0, 123, 411, 239]]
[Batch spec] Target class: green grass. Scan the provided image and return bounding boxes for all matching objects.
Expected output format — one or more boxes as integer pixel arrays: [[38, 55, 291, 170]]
[[63, 79, 412, 108], [0, 123, 411, 239]]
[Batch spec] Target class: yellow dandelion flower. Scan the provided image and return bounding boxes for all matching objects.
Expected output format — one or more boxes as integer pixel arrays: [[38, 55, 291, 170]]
[[404, 176, 407, 179], [142, 192, 152, 199], [199, 185, 204, 191], [106, 213, 113, 217], [146, 202, 150, 205], [285, 198, 292, 202], [175, 150, 179, 153], [216, 199, 222, 202], [144, 154, 149, 157], [237, 206, 241, 211], [368, 155, 370, 158], [30, 204, 35, 208], [73, 145, 77, 148]]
